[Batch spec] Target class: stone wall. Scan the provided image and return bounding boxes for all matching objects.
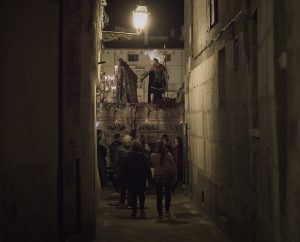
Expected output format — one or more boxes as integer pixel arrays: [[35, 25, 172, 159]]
[[184, 0, 293, 241], [0, 0, 101, 241], [0, 1, 60, 241], [286, 0, 300, 241]]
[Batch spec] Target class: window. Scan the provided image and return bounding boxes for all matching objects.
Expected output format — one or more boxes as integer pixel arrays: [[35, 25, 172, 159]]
[[209, 0, 218, 28], [165, 54, 171, 62], [128, 54, 139, 62]]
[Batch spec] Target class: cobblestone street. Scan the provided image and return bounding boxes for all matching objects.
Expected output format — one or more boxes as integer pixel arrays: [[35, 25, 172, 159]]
[[94, 187, 231, 242]]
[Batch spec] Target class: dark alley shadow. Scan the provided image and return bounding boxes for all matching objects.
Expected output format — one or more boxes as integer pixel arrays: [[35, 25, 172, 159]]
[[174, 212, 204, 219], [155, 218, 190, 225]]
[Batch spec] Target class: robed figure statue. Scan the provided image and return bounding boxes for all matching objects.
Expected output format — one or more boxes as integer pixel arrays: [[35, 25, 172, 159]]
[[115, 58, 138, 104], [140, 58, 168, 104]]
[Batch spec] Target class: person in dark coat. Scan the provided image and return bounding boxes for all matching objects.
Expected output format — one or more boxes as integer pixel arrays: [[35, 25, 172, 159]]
[[97, 129, 108, 186], [123, 140, 153, 218], [139, 134, 149, 156], [161, 134, 173, 154], [130, 128, 138, 140], [116, 134, 132, 206], [109, 133, 123, 191], [173, 136, 184, 182]]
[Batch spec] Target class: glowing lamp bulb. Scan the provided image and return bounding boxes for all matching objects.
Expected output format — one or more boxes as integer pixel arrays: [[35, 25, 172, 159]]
[[133, 3, 149, 33]]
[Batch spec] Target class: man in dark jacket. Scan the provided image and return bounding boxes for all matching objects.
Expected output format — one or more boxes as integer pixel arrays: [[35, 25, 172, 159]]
[[123, 140, 153, 218]]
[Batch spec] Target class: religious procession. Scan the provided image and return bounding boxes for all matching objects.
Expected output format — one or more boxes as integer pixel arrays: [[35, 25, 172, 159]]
[[96, 48, 186, 220], [97, 49, 183, 108]]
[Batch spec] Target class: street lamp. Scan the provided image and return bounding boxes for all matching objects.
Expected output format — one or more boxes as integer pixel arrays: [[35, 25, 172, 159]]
[[133, 2, 150, 34], [101, 1, 150, 42]]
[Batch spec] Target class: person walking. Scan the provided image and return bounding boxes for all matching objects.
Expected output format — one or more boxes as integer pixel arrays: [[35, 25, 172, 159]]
[[150, 140, 177, 220], [139, 134, 149, 156], [116, 134, 132, 206], [161, 134, 173, 154], [97, 129, 108, 187], [123, 140, 153, 218], [109, 133, 123, 191], [173, 136, 184, 182]]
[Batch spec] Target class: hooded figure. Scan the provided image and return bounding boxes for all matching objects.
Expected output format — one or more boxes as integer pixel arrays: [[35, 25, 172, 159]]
[[116, 58, 138, 104]]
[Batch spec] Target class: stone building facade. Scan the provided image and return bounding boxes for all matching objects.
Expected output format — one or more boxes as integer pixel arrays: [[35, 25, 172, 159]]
[[184, 0, 300, 242]]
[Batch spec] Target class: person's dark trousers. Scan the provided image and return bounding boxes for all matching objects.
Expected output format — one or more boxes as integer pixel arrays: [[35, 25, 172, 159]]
[[98, 157, 107, 186], [119, 182, 132, 206], [131, 189, 145, 212], [127, 190, 132, 206], [112, 175, 119, 192], [155, 181, 172, 216], [119, 181, 126, 204]]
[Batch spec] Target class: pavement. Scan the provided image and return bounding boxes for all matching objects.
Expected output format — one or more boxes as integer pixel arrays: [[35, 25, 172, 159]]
[[94, 185, 231, 242]]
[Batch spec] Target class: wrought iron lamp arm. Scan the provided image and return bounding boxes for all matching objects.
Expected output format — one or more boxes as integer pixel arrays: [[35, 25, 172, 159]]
[[102, 31, 140, 42]]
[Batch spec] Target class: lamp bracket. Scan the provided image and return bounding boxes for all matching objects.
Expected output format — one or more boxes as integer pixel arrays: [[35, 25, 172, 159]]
[[102, 31, 140, 42]]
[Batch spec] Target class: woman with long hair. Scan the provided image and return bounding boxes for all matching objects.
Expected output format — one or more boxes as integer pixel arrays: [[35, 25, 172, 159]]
[[150, 140, 177, 220]]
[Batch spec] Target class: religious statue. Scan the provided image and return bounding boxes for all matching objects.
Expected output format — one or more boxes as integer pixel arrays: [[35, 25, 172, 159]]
[[140, 58, 168, 104], [115, 58, 138, 104]]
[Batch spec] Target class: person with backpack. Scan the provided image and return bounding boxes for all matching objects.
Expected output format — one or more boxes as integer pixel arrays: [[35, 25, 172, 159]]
[[150, 140, 177, 220]]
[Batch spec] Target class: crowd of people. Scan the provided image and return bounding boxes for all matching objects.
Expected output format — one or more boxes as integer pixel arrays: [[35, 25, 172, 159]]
[[96, 130, 184, 220]]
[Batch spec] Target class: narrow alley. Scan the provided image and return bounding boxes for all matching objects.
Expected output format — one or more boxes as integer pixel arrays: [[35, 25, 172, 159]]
[[1, 0, 300, 242], [94, 186, 230, 242]]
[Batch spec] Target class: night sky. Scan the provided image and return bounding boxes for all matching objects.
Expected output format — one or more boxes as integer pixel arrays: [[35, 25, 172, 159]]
[[105, 0, 184, 35]]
